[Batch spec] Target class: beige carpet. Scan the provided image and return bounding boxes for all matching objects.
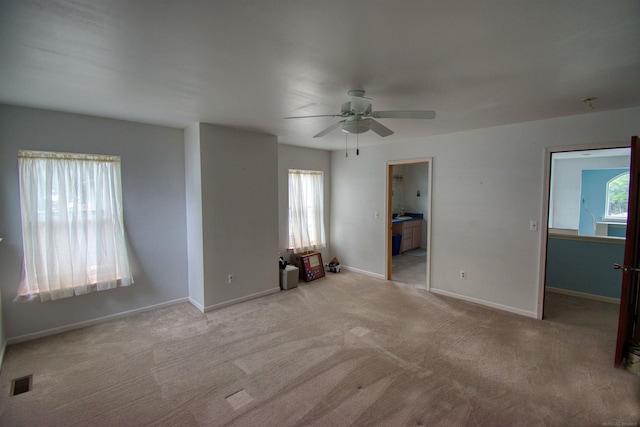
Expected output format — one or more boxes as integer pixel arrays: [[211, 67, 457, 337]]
[[1, 271, 638, 426]]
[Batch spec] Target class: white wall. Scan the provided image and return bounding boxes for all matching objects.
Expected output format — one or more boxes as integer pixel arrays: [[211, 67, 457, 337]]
[[184, 124, 205, 309], [0, 105, 189, 341], [195, 124, 280, 310], [277, 144, 332, 264], [2, 103, 637, 342], [400, 163, 429, 248], [550, 155, 630, 229], [402, 163, 429, 218], [391, 163, 429, 247], [331, 107, 640, 317], [0, 288, 4, 365], [391, 165, 405, 214]]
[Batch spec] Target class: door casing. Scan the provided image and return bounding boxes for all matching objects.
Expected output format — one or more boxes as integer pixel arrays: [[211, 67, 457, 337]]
[[538, 140, 632, 320], [386, 158, 433, 290], [614, 136, 640, 367]]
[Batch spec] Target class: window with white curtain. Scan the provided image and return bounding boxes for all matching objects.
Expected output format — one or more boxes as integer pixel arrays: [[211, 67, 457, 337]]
[[17, 151, 133, 302], [288, 169, 326, 253]]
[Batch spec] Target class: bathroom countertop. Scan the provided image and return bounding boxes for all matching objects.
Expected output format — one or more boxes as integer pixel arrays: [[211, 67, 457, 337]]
[[391, 213, 424, 223]]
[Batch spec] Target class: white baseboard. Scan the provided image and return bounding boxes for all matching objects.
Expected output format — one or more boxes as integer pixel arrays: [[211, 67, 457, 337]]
[[7, 297, 190, 345], [0, 340, 6, 372], [189, 297, 205, 313], [546, 286, 620, 304], [202, 287, 281, 312], [336, 267, 535, 318], [340, 265, 385, 280], [430, 288, 538, 319]]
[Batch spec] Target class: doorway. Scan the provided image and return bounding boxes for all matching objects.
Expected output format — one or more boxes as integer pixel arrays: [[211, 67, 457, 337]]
[[539, 143, 631, 321], [386, 159, 432, 290]]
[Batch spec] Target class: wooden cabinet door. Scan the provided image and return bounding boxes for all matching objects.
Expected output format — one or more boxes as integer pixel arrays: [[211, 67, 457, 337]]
[[395, 219, 423, 252], [412, 225, 421, 249], [401, 231, 413, 251]]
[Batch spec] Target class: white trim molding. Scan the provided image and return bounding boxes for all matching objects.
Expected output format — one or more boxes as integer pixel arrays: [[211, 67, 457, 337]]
[[430, 288, 538, 319], [201, 287, 281, 312], [188, 297, 205, 313], [0, 340, 6, 371], [340, 265, 385, 280], [546, 286, 620, 304], [7, 298, 190, 345]]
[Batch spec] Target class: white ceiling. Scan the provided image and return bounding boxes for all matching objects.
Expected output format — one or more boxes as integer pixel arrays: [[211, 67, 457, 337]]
[[1, 1, 639, 151]]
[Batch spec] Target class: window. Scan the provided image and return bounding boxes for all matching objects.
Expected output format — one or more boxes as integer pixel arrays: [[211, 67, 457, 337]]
[[17, 151, 133, 302], [288, 169, 325, 253], [605, 172, 630, 221]]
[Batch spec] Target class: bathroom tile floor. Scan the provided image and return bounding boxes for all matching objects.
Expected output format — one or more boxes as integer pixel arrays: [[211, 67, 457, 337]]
[[391, 249, 426, 287]]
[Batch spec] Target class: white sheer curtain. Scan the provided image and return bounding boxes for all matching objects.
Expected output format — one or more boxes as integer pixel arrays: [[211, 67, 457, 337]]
[[288, 169, 326, 253], [17, 151, 133, 302]]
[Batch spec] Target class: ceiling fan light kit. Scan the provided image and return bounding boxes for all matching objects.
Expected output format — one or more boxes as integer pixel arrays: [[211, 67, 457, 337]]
[[286, 90, 436, 138], [341, 116, 370, 134]]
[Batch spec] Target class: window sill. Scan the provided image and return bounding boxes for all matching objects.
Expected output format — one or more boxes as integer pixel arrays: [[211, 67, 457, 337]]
[[16, 277, 127, 302], [548, 232, 625, 244]]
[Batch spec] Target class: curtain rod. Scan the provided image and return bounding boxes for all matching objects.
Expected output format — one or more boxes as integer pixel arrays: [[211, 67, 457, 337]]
[[18, 150, 120, 162], [289, 169, 323, 175]]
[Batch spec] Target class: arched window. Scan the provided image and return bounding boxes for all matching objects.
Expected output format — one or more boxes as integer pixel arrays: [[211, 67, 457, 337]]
[[605, 172, 630, 221]]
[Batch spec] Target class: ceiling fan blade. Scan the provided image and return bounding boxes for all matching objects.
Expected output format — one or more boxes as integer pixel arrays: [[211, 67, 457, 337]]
[[285, 114, 344, 119], [313, 120, 346, 138], [369, 119, 394, 137], [371, 110, 436, 119]]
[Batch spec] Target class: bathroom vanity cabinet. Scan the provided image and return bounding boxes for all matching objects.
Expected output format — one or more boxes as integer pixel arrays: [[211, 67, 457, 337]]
[[392, 219, 422, 252]]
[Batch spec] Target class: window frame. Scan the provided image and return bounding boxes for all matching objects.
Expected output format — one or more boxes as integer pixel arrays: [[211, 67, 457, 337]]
[[604, 171, 630, 222], [287, 169, 326, 253], [17, 150, 133, 302]]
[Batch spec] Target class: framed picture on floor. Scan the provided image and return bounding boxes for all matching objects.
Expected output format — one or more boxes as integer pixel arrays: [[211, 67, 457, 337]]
[[298, 252, 325, 282]]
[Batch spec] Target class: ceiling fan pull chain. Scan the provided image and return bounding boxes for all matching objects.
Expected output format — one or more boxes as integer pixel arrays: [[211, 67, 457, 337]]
[[345, 133, 348, 157], [357, 132, 360, 156]]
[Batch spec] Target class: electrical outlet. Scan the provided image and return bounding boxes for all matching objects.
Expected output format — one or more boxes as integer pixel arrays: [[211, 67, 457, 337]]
[[228, 274, 234, 284], [460, 270, 466, 280]]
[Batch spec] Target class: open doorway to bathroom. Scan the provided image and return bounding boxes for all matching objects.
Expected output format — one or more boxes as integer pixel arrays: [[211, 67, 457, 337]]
[[387, 159, 432, 290]]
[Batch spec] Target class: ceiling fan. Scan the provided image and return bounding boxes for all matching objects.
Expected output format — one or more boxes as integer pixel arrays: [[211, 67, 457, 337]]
[[285, 90, 436, 138]]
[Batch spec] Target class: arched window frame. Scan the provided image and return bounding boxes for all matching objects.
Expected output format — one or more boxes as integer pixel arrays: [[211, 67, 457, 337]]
[[604, 171, 630, 222]]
